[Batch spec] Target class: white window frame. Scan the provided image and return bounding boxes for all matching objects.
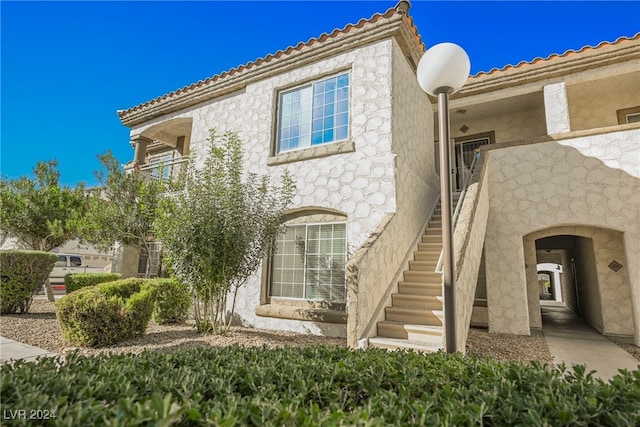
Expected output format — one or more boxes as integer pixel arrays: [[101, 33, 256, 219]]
[[137, 241, 162, 277], [626, 112, 640, 124], [276, 72, 350, 154], [270, 221, 347, 303]]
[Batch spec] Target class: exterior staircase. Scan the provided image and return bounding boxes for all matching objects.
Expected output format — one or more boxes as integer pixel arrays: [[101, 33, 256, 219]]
[[369, 194, 460, 352]]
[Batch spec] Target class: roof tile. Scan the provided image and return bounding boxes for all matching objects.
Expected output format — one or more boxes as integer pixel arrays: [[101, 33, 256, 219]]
[[119, 5, 402, 118], [471, 33, 640, 78]]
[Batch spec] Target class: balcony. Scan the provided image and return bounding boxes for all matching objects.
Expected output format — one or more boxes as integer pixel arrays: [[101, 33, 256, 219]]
[[138, 156, 187, 183]]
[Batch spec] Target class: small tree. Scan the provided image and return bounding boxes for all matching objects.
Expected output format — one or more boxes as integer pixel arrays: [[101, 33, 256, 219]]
[[155, 129, 295, 333], [82, 151, 165, 278], [0, 160, 86, 300], [0, 160, 86, 252]]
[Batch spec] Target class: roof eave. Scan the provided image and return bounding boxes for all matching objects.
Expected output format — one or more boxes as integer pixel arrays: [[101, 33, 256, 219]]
[[453, 37, 640, 100], [119, 12, 424, 128]]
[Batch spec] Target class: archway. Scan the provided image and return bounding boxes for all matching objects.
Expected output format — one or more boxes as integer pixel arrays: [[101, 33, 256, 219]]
[[523, 226, 634, 338], [537, 271, 553, 300], [537, 263, 563, 302]]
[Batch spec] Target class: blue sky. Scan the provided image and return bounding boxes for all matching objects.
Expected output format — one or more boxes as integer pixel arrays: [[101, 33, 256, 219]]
[[2, 1, 639, 187]]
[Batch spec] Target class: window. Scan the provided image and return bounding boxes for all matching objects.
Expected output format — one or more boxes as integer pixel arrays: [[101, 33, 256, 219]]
[[56, 255, 67, 267], [277, 73, 350, 153], [70, 256, 82, 267], [626, 113, 640, 124], [617, 106, 640, 125], [270, 223, 346, 303], [138, 242, 162, 277]]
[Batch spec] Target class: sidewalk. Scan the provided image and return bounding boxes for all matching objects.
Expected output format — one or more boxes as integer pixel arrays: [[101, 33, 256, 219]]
[[541, 302, 639, 381], [0, 336, 60, 364]]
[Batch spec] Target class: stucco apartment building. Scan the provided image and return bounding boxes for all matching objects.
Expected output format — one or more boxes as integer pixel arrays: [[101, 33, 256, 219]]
[[115, 1, 640, 351]]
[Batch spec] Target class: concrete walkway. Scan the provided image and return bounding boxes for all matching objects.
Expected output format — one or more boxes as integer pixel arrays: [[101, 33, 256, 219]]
[[0, 336, 60, 365], [541, 302, 639, 381]]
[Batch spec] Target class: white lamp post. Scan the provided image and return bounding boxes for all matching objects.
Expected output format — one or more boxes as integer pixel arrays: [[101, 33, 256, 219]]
[[416, 43, 470, 353]]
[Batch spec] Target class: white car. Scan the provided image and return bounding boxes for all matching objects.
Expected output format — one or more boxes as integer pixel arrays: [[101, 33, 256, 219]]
[[49, 254, 104, 290]]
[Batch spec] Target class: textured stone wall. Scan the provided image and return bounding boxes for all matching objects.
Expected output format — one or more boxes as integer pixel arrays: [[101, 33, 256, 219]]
[[451, 154, 490, 352], [129, 39, 407, 336], [346, 39, 439, 346], [485, 128, 639, 343]]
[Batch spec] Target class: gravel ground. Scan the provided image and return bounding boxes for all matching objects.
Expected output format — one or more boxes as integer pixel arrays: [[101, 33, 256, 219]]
[[465, 327, 553, 363], [1, 300, 637, 364], [608, 336, 640, 362]]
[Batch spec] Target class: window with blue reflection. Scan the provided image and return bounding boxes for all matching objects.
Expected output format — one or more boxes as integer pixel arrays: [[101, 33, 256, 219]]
[[277, 72, 350, 153]]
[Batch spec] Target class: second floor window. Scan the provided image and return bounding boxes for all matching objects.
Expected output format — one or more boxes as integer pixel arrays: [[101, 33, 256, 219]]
[[277, 72, 350, 153]]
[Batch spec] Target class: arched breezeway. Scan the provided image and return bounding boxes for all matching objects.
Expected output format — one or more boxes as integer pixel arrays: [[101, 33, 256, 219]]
[[523, 226, 635, 339]]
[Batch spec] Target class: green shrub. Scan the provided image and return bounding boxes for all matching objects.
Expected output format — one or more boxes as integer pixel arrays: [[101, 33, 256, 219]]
[[1, 346, 639, 426], [0, 250, 57, 314], [0, 346, 640, 426], [151, 278, 191, 324], [64, 273, 122, 293], [55, 278, 157, 347]]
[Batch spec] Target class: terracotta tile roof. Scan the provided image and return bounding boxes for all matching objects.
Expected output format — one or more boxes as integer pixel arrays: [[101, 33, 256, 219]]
[[470, 33, 640, 79], [118, 0, 635, 124], [119, 3, 420, 122]]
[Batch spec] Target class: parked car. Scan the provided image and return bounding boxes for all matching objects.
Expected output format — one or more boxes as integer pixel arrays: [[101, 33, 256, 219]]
[[48, 254, 105, 290]]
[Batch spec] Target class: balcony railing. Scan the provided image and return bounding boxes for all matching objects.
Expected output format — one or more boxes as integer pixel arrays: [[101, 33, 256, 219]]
[[138, 157, 187, 183], [435, 150, 481, 274]]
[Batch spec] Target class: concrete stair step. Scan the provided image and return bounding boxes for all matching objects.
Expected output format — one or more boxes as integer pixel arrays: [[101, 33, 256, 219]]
[[377, 321, 443, 343], [418, 242, 442, 252], [385, 307, 443, 325], [424, 228, 442, 236], [404, 270, 442, 283], [414, 251, 440, 262], [368, 337, 442, 353], [408, 260, 438, 271], [421, 235, 442, 244], [391, 294, 443, 310], [398, 282, 442, 295], [429, 220, 442, 228]]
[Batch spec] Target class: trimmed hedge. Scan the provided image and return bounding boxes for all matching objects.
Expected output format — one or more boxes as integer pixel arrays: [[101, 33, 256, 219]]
[[55, 278, 157, 347], [0, 250, 57, 314], [151, 278, 191, 324], [1, 346, 638, 426], [64, 273, 122, 293]]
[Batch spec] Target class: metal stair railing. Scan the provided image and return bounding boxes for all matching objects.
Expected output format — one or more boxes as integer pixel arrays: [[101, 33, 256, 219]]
[[435, 150, 481, 274]]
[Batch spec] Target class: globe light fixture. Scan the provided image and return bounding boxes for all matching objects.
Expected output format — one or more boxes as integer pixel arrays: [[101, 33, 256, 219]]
[[417, 43, 471, 96], [416, 43, 470, 354]]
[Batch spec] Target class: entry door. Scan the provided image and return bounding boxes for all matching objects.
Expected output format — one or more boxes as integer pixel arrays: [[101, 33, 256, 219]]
[[454, 137, 490, 191]]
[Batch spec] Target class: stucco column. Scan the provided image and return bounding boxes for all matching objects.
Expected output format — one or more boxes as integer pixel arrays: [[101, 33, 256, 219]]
[[484, 233, 531, 335], [132, 135, 151, 166], [523, 236, 542, 329], [543, 82, 571, 134]]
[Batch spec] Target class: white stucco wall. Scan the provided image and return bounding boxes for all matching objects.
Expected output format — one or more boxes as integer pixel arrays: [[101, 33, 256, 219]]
[[131, 39, 402, 336], [484, 128, 640, 343], [544, 82, 571, 134], [347, 39, 439, 346]]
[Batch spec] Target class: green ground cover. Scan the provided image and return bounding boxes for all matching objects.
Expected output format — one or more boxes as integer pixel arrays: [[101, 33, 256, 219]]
[[2, 345, 638, 426]]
